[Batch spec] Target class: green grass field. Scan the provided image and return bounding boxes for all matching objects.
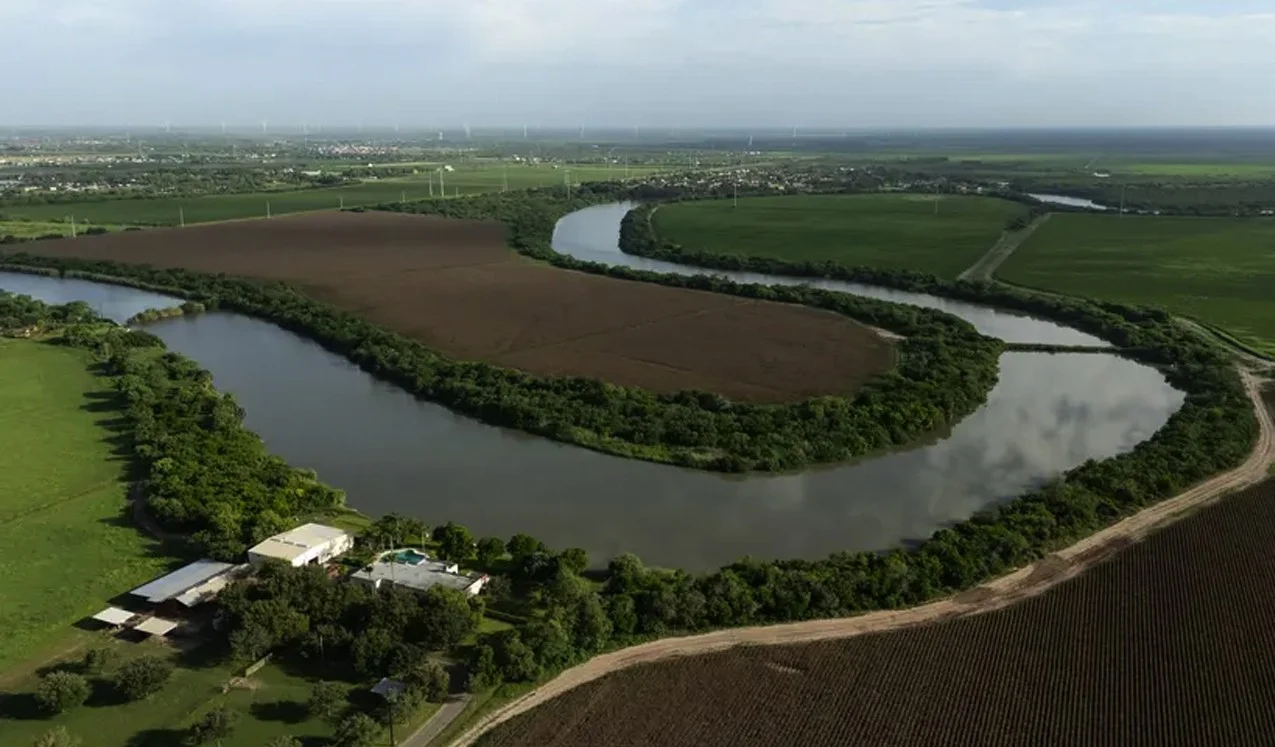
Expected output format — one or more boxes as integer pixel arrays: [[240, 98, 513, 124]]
[[0, 220, 129, 238], [2, 163, 667, 226], [0, 638, 377, 747], [0, 340, 170, 672], [650, 193, 1026, 279], [1000, 213, 1275, 356]]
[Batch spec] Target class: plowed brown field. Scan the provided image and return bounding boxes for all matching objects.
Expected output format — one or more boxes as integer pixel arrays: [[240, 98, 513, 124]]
[[19, 212, 893, 402], [471, 378, 1275, 747]]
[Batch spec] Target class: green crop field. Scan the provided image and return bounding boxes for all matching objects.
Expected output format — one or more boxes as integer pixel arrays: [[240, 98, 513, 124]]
[[650, 193, 1027, 279], [0, 220, 130, 238], [1, 163, 667, 227], [1000, 213, 1275, 356], [0, 340, 170, 672]]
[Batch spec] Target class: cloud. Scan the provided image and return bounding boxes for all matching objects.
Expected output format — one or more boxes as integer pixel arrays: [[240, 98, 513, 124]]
[[2, 0, 1272, 125]]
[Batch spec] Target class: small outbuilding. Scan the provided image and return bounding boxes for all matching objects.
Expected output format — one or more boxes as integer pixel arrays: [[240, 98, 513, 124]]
[[371, 677, 408, 700], [248, 523, 353, 568], [134, 617, 181, 638], [91, 607, 136, 628]]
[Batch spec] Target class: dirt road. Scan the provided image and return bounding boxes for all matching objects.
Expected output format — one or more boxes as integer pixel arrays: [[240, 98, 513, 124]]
[[403, 695, 470, 747], [957, 213, 1051, 282], [449, 367, 1273, 747]]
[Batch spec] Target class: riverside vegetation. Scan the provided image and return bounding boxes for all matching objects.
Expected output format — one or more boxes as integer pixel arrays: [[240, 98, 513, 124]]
[[0, 182, 1259, 729]]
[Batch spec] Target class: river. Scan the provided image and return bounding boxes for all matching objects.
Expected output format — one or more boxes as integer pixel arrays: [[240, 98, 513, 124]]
[[0, 207, 1182, 571]]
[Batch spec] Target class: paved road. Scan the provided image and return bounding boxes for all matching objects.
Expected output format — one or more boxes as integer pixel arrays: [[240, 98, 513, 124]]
[[401, 695, 471, 747]]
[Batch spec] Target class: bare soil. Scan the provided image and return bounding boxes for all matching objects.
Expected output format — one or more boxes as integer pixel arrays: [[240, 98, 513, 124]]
[[20, 212, 894, 403], [455, 369, 1275, 746]]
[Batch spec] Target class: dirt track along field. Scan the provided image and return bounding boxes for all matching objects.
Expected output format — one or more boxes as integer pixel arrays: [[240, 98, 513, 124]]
[[14, 211, 894, 403], [454, 369, 1275, 746]]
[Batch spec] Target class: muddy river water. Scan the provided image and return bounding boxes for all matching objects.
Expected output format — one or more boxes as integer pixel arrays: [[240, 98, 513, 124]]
[[0, 205, 1182, 570]]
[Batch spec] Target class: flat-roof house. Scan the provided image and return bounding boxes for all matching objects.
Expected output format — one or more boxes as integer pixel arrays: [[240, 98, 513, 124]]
[[350, 557, 487, 597], [248, 523, 353, 568], [130, 559, 242, 607]]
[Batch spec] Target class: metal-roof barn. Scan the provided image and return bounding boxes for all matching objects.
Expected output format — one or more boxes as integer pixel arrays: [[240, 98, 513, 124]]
[[129, 559, 236, 605]]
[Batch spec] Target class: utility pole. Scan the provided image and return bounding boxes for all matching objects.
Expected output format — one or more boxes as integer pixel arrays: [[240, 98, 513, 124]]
[[1119, 183, 1127, 218], [502, 165, 508, 192], [70, 215, 77, 238], [401, 190, 406, 204], [266, 201, 272, 219], [179, 207, 185, 227], [428, 172, 434, 197], [339, 196, 344, 210]]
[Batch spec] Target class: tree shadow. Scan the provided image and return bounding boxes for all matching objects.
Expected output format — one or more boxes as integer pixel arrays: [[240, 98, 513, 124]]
[[250, 698, 310, 724], [0, 691, 47, 721], [85, 677, 128, 708], [125, 728, 187, 747]]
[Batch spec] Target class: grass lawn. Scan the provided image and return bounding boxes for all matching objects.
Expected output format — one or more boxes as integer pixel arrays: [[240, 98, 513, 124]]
[[1000, 213, 1275, 357], [0, 340, 170, 672], [650, 193, 1027, 279], [1, 163, 668, 227], [0, 637, 389, 747]]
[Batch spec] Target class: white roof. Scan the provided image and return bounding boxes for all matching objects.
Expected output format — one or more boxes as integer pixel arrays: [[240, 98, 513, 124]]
[[92, 607, 135, 626], [249, 523, 349, 562], [135, 617, 180, 637], [174, 566, 244, 607], [130, 559, 237, 604]]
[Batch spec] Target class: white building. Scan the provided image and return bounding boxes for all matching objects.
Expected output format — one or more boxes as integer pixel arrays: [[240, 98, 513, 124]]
[[248, 523, 353, 567]]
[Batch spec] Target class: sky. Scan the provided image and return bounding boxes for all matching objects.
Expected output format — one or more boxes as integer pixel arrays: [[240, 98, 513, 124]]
[[3, 0, 1273, 128]]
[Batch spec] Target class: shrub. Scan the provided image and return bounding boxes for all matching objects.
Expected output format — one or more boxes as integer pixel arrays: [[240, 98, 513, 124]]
[[113, 655, 173, 701], [185, 706, 239, 745], [332, 712, 380, 747], [81, 646, 117, 675], [307, 681, 347, 725], [34, 671, 90, 715]]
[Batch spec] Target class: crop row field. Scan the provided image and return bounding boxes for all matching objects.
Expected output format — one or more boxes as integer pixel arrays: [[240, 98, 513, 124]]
[[651, 193, 1026, 280], [1, 162, 666, 227], [17, 211, 894, 403], [1000, 213, 1275, 357], [478, 468, 1275, 747], [0, 340, 169, 672]]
